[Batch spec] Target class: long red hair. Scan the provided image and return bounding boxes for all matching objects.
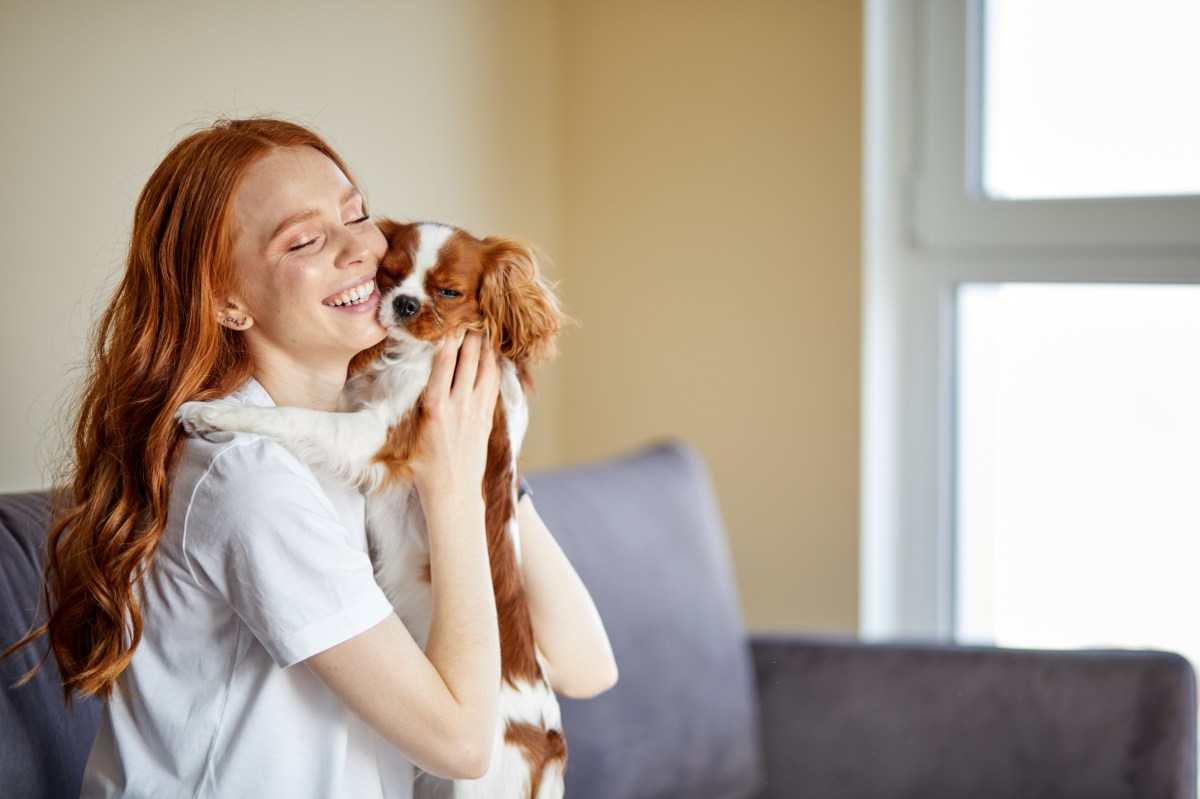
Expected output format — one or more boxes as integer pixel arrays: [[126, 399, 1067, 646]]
[[5, 118, 359, 703]]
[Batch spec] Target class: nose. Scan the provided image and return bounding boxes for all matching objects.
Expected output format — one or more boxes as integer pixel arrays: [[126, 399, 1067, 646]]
[[393, 295, 421, 319], [334, 226, 374, 270]]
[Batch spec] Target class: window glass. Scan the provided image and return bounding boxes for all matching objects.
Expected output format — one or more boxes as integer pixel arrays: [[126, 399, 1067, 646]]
[[982, 0, 1200, 199], [956, 283, 1200, 658]]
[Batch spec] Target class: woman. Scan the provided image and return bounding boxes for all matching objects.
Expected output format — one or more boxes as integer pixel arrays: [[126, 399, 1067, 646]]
[[12, 118, 616, 797]]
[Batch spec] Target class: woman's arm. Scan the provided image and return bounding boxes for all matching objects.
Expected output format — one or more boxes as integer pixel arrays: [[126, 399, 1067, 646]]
[[519, 496, 618, 699], [306, 330, 502, 779]]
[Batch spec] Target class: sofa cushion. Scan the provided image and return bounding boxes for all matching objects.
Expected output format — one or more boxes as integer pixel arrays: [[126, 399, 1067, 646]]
[[1, 492, 101, 798], [528, 442, 764, 799]]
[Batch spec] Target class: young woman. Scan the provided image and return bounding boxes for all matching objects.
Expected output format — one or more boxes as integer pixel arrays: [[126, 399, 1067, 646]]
[[13, 118, 616, 797]]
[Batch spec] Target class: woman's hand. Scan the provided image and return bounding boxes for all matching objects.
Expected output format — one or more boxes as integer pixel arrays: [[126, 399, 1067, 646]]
[[411, 329, 501, 504]]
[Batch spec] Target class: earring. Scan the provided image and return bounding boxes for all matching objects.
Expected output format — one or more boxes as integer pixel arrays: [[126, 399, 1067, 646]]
[[223, 317, 247, 328]]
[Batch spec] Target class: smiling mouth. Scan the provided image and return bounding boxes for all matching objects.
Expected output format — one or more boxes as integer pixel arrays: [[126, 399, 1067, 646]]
[[323, 279, 376, 307]]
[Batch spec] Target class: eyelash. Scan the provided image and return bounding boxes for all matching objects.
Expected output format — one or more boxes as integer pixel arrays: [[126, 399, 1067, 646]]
[[287, 215, 371, 252]]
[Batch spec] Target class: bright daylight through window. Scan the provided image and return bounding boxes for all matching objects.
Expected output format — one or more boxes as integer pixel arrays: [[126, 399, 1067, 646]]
[[981, 0, 1200, 199], [956, 283, 1200, 666]]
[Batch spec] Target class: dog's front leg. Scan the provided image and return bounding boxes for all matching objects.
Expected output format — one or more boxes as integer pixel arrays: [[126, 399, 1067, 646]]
[[176, 400, 388, 488]]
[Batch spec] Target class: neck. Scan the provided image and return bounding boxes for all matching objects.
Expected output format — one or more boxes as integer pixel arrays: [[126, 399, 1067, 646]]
[[252, 357, 348, 411]]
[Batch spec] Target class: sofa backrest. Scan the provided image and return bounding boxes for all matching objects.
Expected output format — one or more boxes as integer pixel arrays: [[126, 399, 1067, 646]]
[[752, 637, 1198, 798], [529, 442, 764, 799]]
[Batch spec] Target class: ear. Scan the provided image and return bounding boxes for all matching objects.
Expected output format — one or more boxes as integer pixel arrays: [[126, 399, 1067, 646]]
[[478, 237, 568, 365], [215, 298, 254, 332]]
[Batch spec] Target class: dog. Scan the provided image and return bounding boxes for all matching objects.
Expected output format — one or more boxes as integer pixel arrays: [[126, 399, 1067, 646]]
[[177, 219, 569, 799]]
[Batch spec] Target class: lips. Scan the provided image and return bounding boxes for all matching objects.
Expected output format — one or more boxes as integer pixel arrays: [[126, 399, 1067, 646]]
[[323, 278, 375, 307]]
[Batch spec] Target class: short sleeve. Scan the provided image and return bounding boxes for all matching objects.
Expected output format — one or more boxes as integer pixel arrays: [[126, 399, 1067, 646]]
[[180, 437, 393, 667]]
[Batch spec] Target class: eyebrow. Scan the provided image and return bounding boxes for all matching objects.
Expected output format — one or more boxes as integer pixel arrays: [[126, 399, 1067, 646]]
[[268, 187, 363, 242]]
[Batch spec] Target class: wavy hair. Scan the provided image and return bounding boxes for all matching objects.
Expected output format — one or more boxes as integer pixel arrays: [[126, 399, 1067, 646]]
[[5, 118, 358, 703]]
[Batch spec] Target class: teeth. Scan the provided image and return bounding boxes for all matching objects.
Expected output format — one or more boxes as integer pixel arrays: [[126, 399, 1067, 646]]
[[326, 279, 375, 307]]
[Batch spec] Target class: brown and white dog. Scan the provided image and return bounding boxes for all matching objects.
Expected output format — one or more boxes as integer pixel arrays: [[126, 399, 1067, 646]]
[[177, 219, 569, 799]]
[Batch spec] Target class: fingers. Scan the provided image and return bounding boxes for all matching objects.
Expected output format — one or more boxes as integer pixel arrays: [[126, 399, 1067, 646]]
[[426, 330, 499, 412], [452, 330, 483, 394], [475, 333, 501, 393], [409, 329, 501, 498], [426, 329, 464, 404]]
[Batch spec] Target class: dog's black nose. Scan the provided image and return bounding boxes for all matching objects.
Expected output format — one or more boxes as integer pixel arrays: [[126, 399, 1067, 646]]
[[393, 295, 420, 319]]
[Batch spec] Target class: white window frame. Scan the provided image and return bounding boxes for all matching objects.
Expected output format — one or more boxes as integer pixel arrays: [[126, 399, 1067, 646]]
[[861, 0, 1200, 641]]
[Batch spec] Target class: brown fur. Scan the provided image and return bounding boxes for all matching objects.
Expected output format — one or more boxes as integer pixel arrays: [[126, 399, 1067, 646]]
[[370, 406, 425, 490], [504, 721, 569, 798], [365, 220, 571, 789], [374, 219, 567, 389], [484, 402, 542, 685]]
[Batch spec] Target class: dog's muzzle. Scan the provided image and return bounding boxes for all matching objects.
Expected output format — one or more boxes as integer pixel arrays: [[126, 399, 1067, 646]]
[[393, 295, 421, 319]]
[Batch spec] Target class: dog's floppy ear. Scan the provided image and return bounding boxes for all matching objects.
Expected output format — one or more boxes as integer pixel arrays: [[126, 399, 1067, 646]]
[[478, 237, 568, 365], [375, 217, 405, 242], [376, 218, 422, 257], [375, 218, 420, 284]]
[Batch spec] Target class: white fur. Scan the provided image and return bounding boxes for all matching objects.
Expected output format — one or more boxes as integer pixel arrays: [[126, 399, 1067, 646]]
[[410, 222, 455, 277], [175, 222, 563, 799]]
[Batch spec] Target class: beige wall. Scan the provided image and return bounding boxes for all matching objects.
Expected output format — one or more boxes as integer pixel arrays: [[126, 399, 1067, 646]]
[[558, 1, 862, 631], [1, 0, 860, 633], [0, 0, 564, 489]]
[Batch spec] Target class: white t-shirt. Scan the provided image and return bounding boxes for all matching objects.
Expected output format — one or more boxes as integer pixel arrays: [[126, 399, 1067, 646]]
[[81, 379, 413, 799]]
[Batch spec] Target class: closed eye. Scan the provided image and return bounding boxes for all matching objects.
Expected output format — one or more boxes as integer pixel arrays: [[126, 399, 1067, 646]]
[[286, 215, 367, 252], [437, 288, 462, 298], [289, 237, 319, 252]]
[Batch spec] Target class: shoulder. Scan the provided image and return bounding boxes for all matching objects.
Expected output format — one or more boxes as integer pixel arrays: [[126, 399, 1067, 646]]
[[173, 431, 357, 591], [180, 431, 329, 514], [174, 378, 334, 514], [170, 380, 346, 557]]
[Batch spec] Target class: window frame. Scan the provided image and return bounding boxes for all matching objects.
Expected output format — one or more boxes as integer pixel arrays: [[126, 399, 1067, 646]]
[[861, 0, 1200, 641]]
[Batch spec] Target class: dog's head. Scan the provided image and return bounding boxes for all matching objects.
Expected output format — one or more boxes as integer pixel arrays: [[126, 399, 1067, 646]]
[[373, 219, 567, 369]]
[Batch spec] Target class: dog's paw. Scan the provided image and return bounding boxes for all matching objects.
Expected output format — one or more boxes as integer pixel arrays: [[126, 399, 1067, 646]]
[[175, 400, 229, 435]]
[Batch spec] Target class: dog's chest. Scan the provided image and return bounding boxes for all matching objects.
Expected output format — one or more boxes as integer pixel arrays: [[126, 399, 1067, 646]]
[[364, 485, 433, 646]]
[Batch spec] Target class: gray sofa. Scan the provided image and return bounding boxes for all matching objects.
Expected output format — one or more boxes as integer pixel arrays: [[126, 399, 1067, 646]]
[[2, 441, 1197, 798]]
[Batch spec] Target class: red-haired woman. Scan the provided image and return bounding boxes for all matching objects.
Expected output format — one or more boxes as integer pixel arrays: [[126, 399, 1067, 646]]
[[9, 118, 615, 797]]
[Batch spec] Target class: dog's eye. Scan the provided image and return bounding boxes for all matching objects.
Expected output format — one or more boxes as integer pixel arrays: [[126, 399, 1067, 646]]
[[437, 289, 462, 298]]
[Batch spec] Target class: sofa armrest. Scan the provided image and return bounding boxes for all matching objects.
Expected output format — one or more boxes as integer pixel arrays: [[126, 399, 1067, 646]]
[[750, 635, 1197, 799]]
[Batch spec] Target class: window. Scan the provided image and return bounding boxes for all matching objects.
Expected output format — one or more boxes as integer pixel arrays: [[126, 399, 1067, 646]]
[[862, 0, 1200, 641]]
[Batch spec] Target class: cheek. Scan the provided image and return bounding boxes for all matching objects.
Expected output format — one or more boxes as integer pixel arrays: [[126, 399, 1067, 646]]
[[365, 223, 388, 261], [230, 249, 277, 311], [243, 263, 318, 321], [401, 302, 445, 340], [393, 298, 480, 341], [443, 299, 482, 326]]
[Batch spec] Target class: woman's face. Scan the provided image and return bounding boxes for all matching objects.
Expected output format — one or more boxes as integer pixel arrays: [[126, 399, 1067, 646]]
[[228, 145, 387, 377]]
